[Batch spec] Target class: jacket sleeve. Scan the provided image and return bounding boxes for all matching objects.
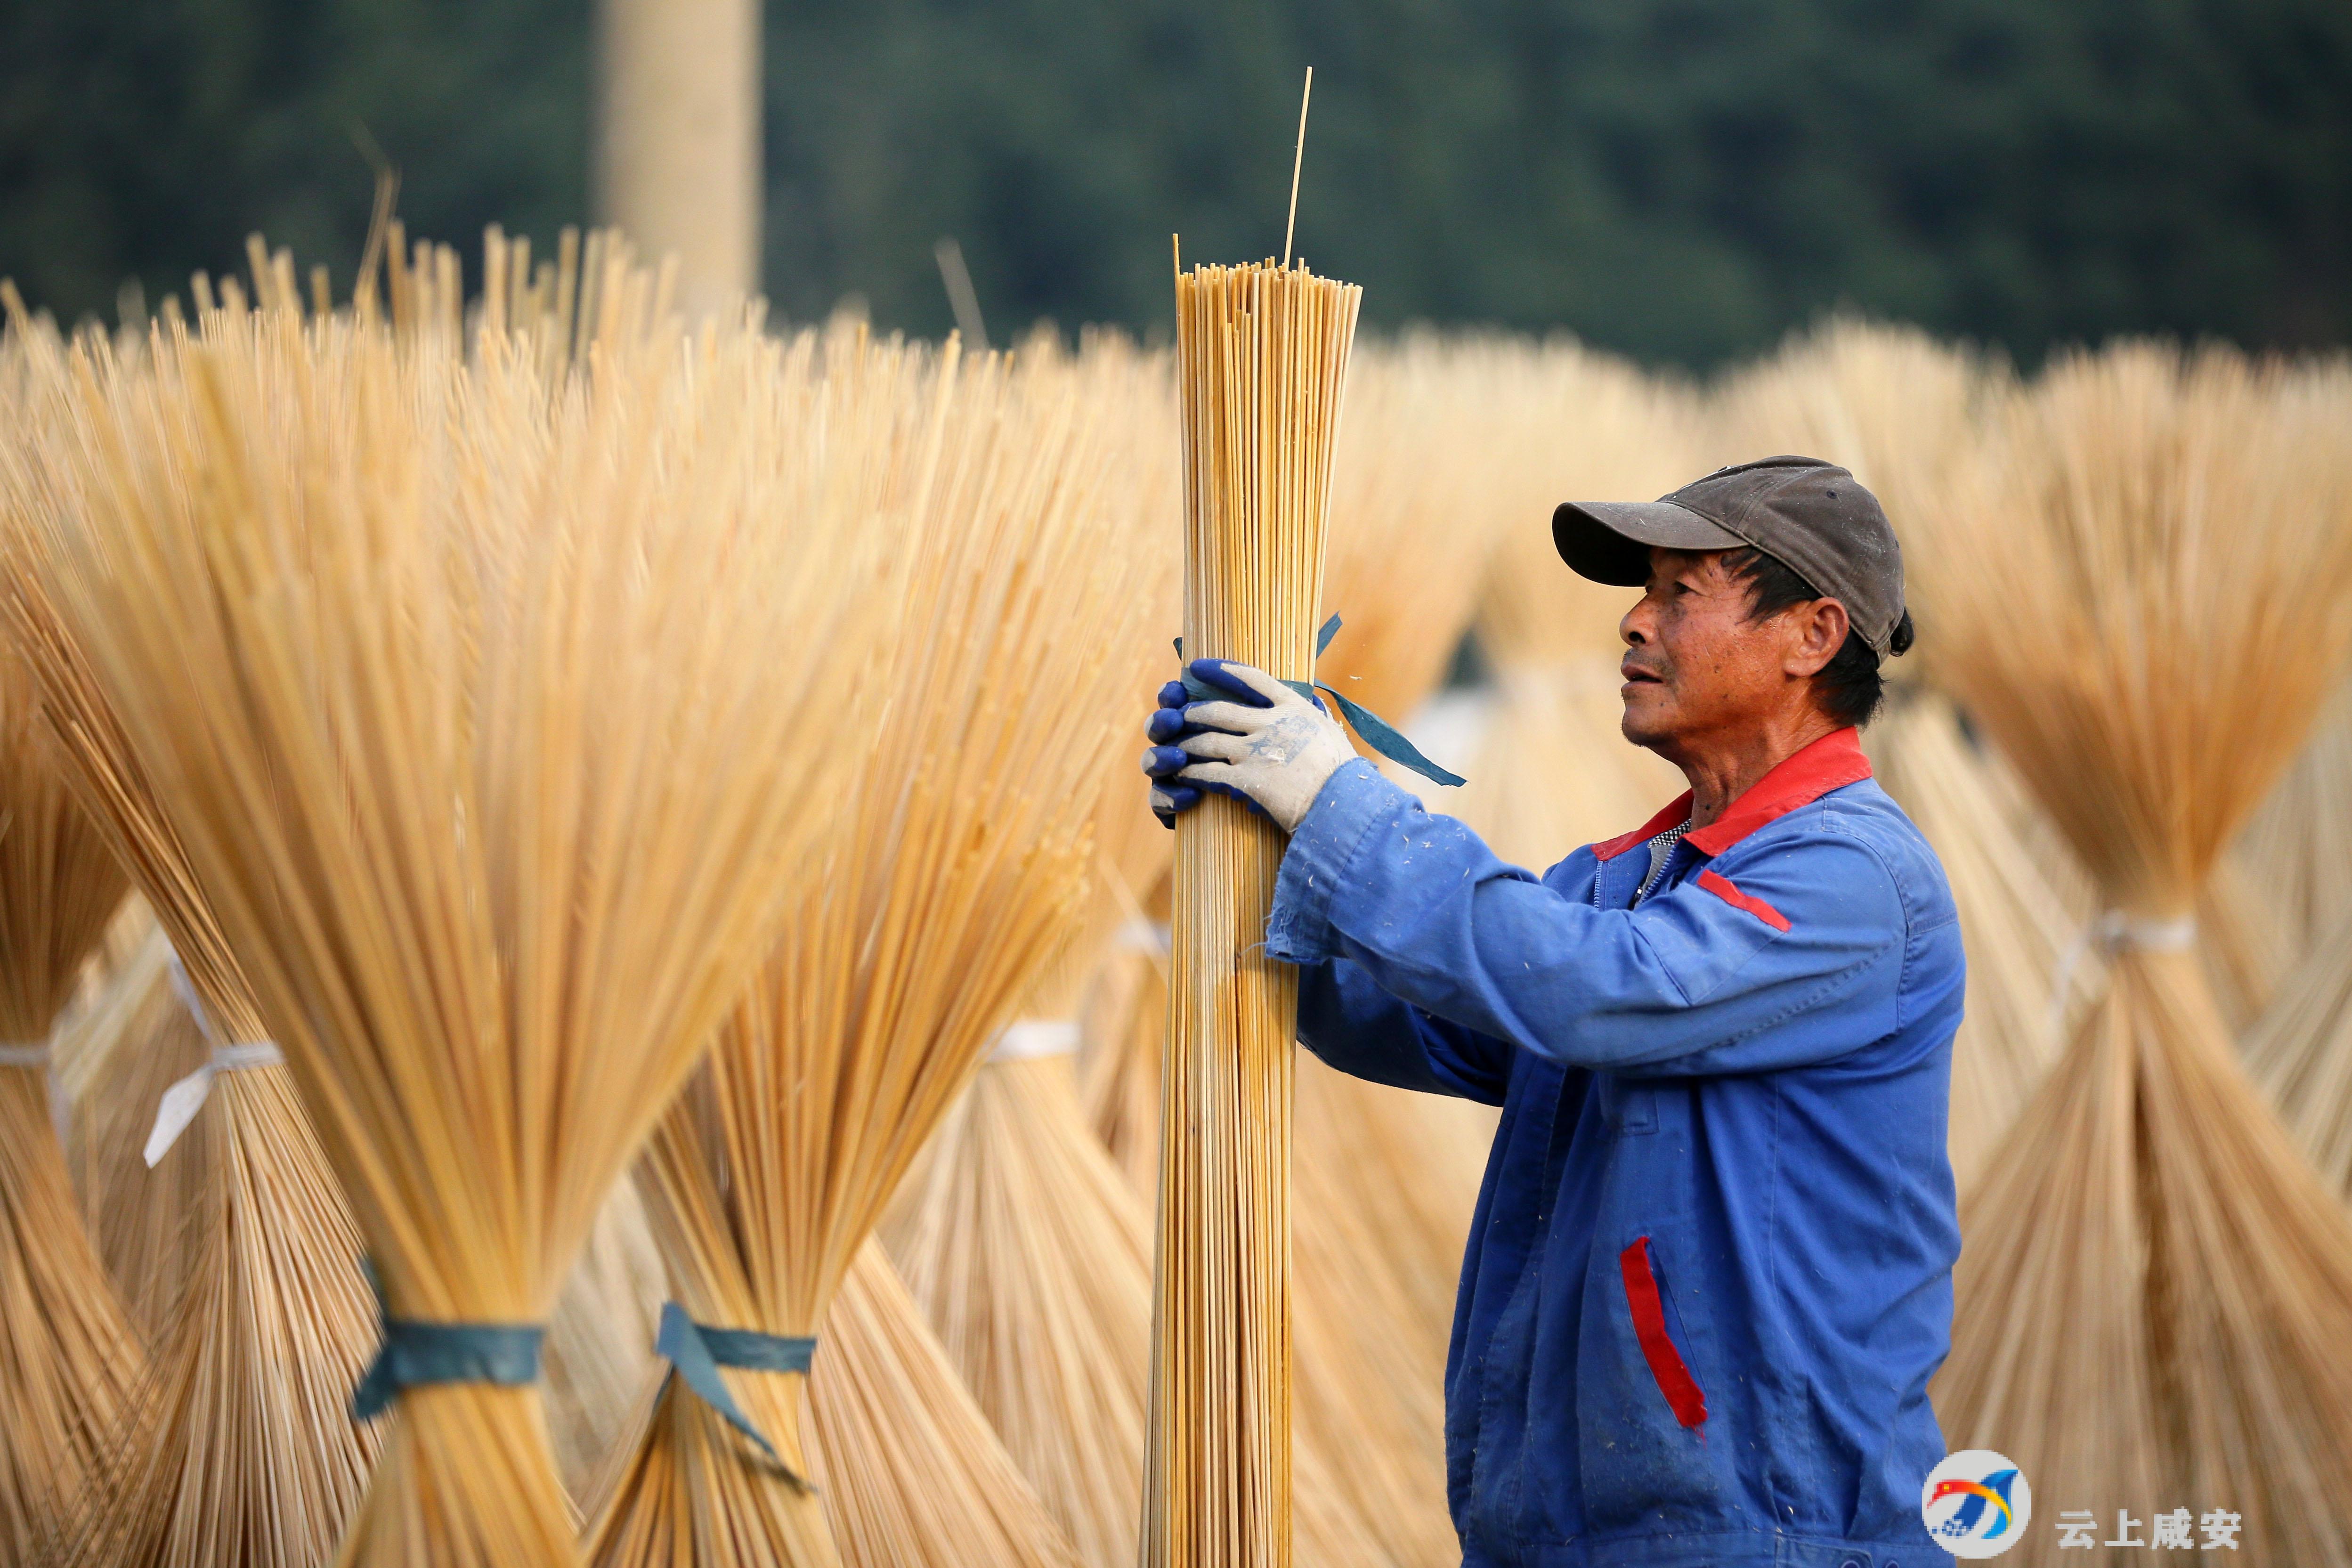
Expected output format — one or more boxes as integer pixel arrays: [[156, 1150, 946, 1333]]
[[1265, 761, 1906, 1078], [1296, 958, 1515, 1106]]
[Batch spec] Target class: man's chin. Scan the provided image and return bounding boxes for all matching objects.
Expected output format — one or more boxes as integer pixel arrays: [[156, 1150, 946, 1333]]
[[1619, 691, 1674, 748]]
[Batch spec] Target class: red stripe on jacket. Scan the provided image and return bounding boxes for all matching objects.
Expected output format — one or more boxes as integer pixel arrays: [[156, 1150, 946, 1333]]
[[1696, 869, 1791, 932], [1619, 1237, 1708, 1428]]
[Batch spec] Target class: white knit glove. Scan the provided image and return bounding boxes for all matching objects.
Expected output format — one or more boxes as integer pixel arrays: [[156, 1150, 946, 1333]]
[[1162, 660, 1356, 832]]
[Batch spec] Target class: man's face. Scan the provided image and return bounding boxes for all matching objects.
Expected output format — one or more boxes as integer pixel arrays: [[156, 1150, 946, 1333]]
[[1617, 548, 1816, 756]]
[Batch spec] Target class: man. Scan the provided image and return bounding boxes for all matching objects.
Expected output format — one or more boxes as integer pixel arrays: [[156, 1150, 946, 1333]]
[[1145, 456, 1961, 1568]]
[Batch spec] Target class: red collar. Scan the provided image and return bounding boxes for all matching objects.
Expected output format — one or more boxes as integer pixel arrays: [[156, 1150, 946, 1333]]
[[1590, 728, 1872, 861]]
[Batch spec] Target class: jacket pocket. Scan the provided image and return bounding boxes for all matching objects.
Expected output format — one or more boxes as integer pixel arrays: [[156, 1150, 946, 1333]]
[[1570, 1222, 1731, 1536], [1619, 1237, 1705, 1426]]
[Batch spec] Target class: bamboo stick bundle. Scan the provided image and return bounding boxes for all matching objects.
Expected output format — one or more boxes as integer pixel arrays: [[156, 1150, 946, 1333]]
[[1153, 256, 1359, 1568], [1867, 692, 2094, 1185], [65, 1020, 384, 1568], [868, 329, 1193, 1566], [1077, 341, 1512, 1227], [543, 1178, 667, 1502], [0, 636, 137, 1562], [5, 273, 386, 1568], [7, 242, 887, 1568], [584, 325, 1153, 1568], [1920, 344, 2352, 1564], [543, 1162, 1096, 1568], [804, 1240, 1085, 1568]]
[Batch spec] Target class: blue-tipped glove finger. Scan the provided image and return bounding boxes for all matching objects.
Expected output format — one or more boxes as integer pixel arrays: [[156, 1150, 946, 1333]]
[[1147, 662, 1265, 827], [1144, 658, 1354, 833], [1149, 780, 1202, 827], [1147, 679, 1202, 828]]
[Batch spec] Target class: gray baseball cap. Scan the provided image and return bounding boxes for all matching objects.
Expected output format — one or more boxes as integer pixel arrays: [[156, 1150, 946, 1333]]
[[1552, 455, 1908, 658]]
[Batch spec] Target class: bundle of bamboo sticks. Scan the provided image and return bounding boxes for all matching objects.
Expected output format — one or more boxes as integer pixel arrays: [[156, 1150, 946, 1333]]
[[6, 261, 389, 1568], [584, 321, 1155, 1568], [1922, 344, 2352, 1564], [1152, 257, 1360, 1568], [875, 334, 1180, 1568], [8, 237, 892, 1568]]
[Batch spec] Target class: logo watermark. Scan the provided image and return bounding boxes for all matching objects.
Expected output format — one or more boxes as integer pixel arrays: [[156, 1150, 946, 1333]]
[[1923, 1449, 2031, 1558]]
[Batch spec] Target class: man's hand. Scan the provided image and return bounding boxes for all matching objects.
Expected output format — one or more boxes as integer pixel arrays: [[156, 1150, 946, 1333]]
[[1142, 659, 1355, 832]]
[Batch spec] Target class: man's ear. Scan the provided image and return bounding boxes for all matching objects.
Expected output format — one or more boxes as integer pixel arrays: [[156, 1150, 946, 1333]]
[[1788, 598, 1851, 677]]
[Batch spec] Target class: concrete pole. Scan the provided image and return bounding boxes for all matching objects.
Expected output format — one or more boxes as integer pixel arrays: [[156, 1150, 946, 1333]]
[[594, 0, 761, 318]]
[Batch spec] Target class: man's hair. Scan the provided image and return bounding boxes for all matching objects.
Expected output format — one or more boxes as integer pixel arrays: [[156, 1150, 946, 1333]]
[[1723, 547, 1914, 728]]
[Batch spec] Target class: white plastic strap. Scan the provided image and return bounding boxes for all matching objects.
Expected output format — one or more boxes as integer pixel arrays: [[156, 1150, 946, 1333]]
[[144, 1041, 286, 1167], [1111, 919, 1172, 956], [988, 1019, 1081, 1062], [0, 1044, 49, 1068], [2047, 910, 2199, 1032], [2103, 912, 2197, 951]]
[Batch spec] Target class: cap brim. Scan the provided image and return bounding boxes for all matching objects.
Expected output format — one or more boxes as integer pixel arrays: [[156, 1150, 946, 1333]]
[[1551, 500, 1744, 585]]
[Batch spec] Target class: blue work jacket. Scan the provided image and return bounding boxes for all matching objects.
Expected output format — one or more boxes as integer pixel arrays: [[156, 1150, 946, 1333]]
[[1266, 728, 1962, 1568]]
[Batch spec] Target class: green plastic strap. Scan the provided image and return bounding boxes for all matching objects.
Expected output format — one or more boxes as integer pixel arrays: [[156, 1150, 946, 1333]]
[[349, 1262, 544, 1422], [1176, 614, 1467, 788], [656, 1300, 818, 1483]]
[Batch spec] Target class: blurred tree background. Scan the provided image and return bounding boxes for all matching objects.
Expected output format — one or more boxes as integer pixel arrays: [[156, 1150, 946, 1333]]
[[2, 0, 2345, 366]]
